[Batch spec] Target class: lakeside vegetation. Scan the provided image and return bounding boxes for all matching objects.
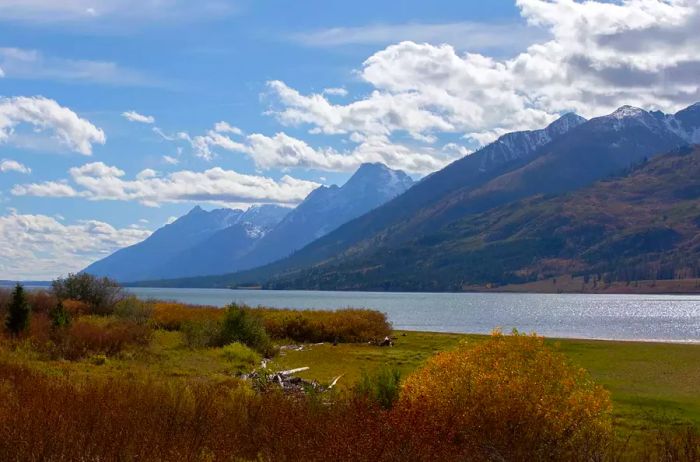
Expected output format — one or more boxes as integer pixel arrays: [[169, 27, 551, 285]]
[[0, 275, 699, 460]]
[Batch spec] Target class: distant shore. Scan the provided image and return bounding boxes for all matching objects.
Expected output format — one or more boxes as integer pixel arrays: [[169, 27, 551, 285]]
[[464, 276, 700, 295]]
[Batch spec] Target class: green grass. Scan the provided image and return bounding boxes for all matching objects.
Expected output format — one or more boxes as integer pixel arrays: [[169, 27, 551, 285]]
[[271, 331, 700, 433]]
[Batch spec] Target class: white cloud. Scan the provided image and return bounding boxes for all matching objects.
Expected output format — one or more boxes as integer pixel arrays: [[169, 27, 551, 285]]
[[0, 47, 158, 86], [213, 121, 243, 135], [240, 132, 454, 174], [122, 110, 155, 124], [162, 155, 179, 165], [175, 120, 456, 173], [13, 162, 321, 207], [0, 210, 150, 280], [11, 181, 78, 198], [0, 96, 105, 155], [268, 0, 700, 147], [0, 159, 31, 174], [291, 21, 545, 53], [323, 87, 348, 97]]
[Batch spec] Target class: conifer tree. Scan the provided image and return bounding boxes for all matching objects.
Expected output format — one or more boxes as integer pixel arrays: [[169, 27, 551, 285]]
[[6, 283, 30, 335]]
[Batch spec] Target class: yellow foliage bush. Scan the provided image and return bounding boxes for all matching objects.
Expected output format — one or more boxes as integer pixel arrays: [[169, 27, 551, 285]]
[[399, 330, 613, 460]]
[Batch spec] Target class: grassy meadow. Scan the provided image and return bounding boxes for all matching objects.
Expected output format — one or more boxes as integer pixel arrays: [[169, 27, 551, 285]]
[[1, 275, 699, 460]]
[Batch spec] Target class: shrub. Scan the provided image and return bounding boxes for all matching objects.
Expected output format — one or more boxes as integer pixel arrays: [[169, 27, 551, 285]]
[[219, 305, 275, 357], [53, 319, 152, 360], [62, 299, 90, 317], [150, 302, 392, 344], [257, 307, 392, 343], [5, 284, 30, 335], [49, 300, 71, 329], [51, 273, 123, 315], [181, 319, 222, 349], [354, 365, 401, 409], [27, 290, 57, 314], [399, 331, 613, 460], [114, 296, 154, 325], [152, 302, 223, 330], [221, 342, 261, 373]]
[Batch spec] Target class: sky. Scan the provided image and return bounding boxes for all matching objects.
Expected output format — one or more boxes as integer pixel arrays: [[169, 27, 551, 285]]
[[1, 0, 699, 280]]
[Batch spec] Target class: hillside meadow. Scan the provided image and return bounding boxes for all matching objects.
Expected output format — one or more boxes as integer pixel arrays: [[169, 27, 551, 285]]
[[0, 277, 699, 461]]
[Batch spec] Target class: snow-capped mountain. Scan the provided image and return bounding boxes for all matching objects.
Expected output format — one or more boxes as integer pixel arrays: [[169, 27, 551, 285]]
[[232, 163, 414, 270], [83, 204, 289, 282]]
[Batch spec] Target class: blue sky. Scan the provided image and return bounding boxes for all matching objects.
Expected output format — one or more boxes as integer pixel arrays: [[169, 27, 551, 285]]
[[1, 0, 699, 279]]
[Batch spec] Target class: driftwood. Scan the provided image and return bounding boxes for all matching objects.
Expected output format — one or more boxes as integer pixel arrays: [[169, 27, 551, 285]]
[[242, 366, 340, 394]]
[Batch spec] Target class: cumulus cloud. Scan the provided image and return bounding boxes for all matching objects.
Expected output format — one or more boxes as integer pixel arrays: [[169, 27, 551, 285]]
[[0, 210, 151, 279], [122, 110, 155, 124], [177, 121, 456, 173], [0, 47, 158, 86], [268, 0, 700, 146], [0, 96, 105, 154], [12, 162, 320, 207], [0, 159, 31, 174]]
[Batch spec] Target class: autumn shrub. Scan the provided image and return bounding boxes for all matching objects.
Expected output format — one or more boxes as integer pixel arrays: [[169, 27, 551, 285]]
[[0, 357, 690, 461], [114, 295, 154, 325], [151, 302, 391, 344], [62, 299, 91, 317], [251, 307, 392, 343], [26, 290, 57, 314], [51, 273, 124, 315], [52, 318, 152, 360], [399, 331, 613, 461], [152, 302, 223, 330]]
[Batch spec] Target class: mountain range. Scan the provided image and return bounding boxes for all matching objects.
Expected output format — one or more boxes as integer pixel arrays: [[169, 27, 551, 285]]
[[84, 163, 414, 282], [141, 102, 700, 290]]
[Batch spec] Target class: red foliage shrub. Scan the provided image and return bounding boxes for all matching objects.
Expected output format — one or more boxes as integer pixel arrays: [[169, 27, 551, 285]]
[[62, 299, 90, 317], [26, 290, 57, 315], [152, 301, 392, 343], [53, 319, 152, 360], [152, 302, 223, 330], [256, 307, 392, 343]]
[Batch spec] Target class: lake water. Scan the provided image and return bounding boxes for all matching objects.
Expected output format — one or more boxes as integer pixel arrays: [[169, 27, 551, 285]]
[[124, 288, 700, 343]]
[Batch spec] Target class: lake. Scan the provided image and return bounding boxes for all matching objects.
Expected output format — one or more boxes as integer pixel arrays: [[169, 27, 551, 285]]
[[122, 288, 700, 343]]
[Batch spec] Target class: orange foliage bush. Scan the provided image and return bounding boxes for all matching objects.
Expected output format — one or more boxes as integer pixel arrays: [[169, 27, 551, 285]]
[[152, 301, 392, 343], [152, 302, 223, 330], [62, 299, 90, 317], [399, 331, 613, 460], [52, 319, 152, 360], [256, 307, 392, 343]]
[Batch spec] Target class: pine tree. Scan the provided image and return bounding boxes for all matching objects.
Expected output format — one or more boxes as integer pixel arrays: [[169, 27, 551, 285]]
[[6, 283, 30, 335]]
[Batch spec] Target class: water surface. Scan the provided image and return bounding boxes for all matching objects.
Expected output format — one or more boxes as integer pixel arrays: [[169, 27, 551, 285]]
[[126, 288, 700, 343]]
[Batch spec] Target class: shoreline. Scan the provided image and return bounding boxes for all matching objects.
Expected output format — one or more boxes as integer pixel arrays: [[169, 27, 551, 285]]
[[394, 329, 700, 346]]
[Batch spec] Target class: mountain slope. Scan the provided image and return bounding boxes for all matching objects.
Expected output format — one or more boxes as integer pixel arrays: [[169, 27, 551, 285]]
[[266, 145, 700, 290], [233, 163, 414, 270], [147, 205, 290, 279], [235, 113, 588, 273], [83, 205, 288, 282]]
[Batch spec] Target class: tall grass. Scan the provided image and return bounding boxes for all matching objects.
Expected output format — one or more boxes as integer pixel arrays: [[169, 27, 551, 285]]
[[0, 332, 698, 460], [152, 301, 392, 343]]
